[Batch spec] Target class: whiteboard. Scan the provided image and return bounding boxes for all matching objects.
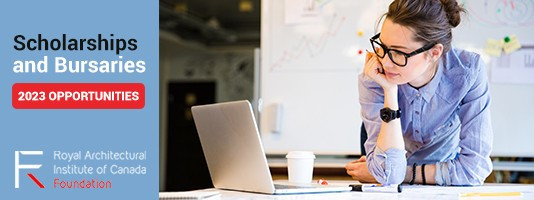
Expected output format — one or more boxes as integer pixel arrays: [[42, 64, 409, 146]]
[[260, 0, 534, 156]]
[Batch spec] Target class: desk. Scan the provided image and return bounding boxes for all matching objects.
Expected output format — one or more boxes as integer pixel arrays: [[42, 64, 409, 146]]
[[190, 182, 534, 200]]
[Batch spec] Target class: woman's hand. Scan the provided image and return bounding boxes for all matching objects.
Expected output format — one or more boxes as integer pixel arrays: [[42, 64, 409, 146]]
[[364, 51, 397, 91], [345, 156, 378, 183]]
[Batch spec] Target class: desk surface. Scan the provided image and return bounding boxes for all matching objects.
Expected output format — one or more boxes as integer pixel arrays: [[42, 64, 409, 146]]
[[192, 182, 534, 200]]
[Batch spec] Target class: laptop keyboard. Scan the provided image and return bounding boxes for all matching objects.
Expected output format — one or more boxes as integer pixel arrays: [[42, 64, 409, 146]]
[[274, 184, 315, 189]]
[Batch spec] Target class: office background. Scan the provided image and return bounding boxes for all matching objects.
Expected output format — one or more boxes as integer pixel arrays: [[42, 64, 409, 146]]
[[158, 0, 534, 192]]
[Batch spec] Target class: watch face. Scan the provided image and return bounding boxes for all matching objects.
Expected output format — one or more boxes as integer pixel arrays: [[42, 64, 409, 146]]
[[380, 109, 391, 122], [380, 107, 400, 123]]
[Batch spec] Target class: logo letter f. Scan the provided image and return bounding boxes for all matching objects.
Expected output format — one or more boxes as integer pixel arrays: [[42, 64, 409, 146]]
[[15, 151, 43, 188]]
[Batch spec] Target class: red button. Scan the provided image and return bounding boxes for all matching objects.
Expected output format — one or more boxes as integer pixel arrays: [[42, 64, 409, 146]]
[[12, 83, 145, 109]]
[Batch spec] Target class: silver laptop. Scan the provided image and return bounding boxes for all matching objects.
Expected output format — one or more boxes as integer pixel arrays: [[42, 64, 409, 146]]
[[191, 100, 351, 194]]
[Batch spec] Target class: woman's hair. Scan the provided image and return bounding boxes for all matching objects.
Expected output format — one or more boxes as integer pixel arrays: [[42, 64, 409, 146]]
[[381, 0, 466, 53]]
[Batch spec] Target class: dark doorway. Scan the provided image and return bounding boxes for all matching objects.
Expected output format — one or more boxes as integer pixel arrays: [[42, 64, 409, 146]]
[[165, 82, 215, 191]]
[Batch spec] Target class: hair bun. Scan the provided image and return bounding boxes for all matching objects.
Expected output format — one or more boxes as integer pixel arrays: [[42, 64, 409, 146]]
[[440, 0, 465, 27]]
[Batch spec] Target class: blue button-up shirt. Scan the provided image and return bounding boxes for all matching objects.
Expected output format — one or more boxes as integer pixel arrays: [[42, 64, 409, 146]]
[[359, 48, 493, 186]]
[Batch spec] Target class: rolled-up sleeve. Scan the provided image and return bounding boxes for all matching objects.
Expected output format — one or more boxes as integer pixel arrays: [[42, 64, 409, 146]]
[[367, 146, 407, 184], [358, 73, 407, 185], [435, 55, 493, 186]]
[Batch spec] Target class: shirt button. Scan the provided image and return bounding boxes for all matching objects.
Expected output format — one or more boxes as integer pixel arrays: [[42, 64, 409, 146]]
[[416, 93, 421, 97], [415, 130, 420, 134], [415, 111, 420, 115]]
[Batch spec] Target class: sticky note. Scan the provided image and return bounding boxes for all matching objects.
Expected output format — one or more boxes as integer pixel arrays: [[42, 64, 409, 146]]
[[460, 192, 522, 197], [503, 35, 522, 54], [484, 39, 503, 57]]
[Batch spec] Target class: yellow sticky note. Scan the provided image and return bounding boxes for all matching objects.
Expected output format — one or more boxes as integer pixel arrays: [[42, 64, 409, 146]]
[[503, 35, 522, 54], [484, 39, 503, 57], [460, 191, 522, 197]]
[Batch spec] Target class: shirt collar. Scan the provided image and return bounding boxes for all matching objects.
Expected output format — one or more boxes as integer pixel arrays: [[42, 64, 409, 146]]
[[400, 58, 444, 104]]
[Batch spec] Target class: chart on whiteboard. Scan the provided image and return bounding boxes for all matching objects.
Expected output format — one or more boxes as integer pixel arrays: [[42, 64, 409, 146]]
[[463, 0, 534, 27], [264, 0, 391, 72]]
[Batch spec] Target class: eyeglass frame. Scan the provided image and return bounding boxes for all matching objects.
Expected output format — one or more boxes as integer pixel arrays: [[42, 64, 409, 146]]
[[370, 33, 436, 67]]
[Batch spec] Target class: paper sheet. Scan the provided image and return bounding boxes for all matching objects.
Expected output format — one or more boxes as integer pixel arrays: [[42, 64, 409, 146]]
[[503, 35, 522, 54], [285, 0, 323, 24], [484, 39, 504, 57], [491, 46, 534, 84]]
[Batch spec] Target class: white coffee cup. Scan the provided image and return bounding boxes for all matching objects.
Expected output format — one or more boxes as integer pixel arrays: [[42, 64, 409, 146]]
[[286, 151, 315, 184]]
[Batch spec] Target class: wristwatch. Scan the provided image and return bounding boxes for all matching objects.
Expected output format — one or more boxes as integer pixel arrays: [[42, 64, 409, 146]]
[[380, 107, 401, 123]]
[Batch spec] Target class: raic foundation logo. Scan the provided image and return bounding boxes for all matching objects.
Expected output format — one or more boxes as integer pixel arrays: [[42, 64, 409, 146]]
[[15, 151, 44, 188]]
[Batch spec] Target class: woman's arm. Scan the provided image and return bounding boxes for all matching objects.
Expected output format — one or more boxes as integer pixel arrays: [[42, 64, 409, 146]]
[[377, 87, 404, 154], [404, 164, 437, 184], [352, 53, 407, 185]]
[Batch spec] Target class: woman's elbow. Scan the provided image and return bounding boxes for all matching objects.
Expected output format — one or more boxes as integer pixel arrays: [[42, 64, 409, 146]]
[[369, 161, 406, 185]]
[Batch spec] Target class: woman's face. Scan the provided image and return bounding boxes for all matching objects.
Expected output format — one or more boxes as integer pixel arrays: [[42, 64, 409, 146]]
[[377, 18, 436, 86]]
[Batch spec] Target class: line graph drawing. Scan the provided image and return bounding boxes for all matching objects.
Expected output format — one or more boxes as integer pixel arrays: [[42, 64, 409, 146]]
[[269, 14, 346, 71]]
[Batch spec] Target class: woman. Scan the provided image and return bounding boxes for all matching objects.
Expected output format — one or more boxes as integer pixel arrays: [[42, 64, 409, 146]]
[[345, 0, 493, 186]]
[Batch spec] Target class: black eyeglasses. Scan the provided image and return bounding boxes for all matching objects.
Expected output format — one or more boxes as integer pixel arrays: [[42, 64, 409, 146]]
[[370, 33, 435, 67]]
